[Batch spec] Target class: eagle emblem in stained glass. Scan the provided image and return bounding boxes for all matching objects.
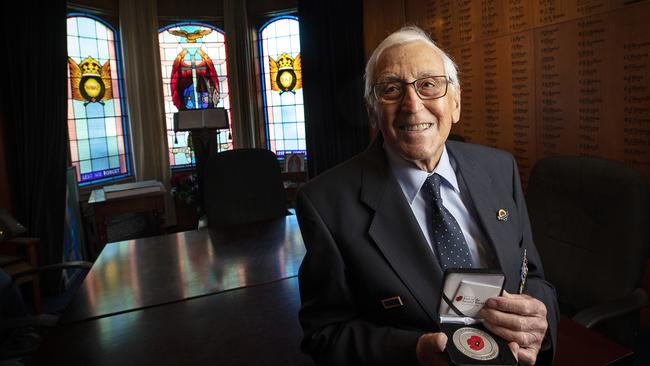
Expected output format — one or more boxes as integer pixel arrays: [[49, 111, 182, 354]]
[[168, 29, 221, 111], [269, 53, 302, 94], [159, 23, 232, 168], [68, 56, 113, 104]]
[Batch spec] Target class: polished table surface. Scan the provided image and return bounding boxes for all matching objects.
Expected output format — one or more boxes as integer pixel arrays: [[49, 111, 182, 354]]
[[62, 213, 305, 323], [35, 211, 633, 365], [34, 277, 312, 366], [555, 314, 633, 365]]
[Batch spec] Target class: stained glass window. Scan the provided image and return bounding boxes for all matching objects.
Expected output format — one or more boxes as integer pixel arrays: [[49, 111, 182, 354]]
[[67, 14, 131, 185], [259, 16, 305, 157], [158, 22, 232, 169]]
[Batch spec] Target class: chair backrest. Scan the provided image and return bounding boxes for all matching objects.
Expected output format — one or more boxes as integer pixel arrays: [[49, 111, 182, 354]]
[[527, 156, 650, 312], [204, 148, 287, 227]]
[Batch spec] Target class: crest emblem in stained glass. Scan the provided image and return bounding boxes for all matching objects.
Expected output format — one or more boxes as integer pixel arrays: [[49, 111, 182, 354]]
[[269, 53, 302, 94], [68, 56, 113, 104]]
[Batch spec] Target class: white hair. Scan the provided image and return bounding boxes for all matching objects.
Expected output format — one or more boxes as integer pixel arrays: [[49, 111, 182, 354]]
[[364, 26, 460, 125]]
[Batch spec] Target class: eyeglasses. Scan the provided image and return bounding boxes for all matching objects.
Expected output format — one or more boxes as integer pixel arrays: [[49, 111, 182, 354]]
[[373, 75, 450, 104]]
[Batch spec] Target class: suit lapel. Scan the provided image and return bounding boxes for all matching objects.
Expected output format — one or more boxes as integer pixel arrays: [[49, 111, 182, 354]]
[[360, 140, 442, 322], [446, 142, 521, 272]]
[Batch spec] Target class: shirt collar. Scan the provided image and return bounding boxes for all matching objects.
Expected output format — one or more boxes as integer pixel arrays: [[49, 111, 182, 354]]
[[384, 143, 460, 204]]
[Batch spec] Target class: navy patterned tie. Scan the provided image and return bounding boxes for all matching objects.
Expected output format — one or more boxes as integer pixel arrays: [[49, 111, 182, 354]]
[[425, 174, 473, 270]]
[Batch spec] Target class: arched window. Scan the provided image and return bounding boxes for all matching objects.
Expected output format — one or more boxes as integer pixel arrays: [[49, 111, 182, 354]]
[[259, 16, 305, 157], [158, 22, 232, 169], [67, 14, 131, 185]]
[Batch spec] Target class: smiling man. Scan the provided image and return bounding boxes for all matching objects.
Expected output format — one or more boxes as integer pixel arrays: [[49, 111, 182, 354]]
[[296, 26, 558, 366]]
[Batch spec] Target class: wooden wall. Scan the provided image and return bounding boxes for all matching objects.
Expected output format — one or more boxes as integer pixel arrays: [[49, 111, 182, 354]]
[[364, 0, 650, 185]]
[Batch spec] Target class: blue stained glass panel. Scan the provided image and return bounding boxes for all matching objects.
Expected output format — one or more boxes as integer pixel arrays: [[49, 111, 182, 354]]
[[285, 140, 298, 151], [280, 92, 295, 105], [72, 102, 86, 120], [271, 92, 281, 105], [79, 37, 98, 58], [98, 40, 109, 61], [92, 157, 109, 171], [283, 123, 297, 139], [276, 36, 290, 52], [87, 118, 105, 138], [109, 156, 120, 168], [107, 136, 118, 155], [67, 36, 80, 57], [274, 124, 283, 139], [291, 35, 300, 51], [103, 100, 115, 117], [275, 140, 284, 151], [89, 138, 108, 158], [67, 14, 131, 185], [96, 22, 108, 40], [80, 160, 92, 174], [77, 17, 96, 38], [105, 117, 116, 136], [273, 106, 282, 122], [67, 18, 78, 35], [289, 21, 299, 34], [75, 119, 88, 140], [296, 104, 305, 121], [267, 38, 277, 55], [260, 16, 306, 157], [77, 140, 90, 160], [281, 105, 296, 122], [85, 103, 104, 118]]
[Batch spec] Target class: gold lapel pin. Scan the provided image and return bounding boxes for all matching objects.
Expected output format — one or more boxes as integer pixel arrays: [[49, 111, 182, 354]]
[[497, 209, 509, 222]]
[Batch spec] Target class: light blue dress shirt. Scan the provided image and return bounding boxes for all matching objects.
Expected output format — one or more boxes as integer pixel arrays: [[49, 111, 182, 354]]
[[384, 144, 492, 268]]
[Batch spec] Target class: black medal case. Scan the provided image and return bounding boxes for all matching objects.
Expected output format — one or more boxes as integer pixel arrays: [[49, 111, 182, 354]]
[[437, 269, 517, 366]]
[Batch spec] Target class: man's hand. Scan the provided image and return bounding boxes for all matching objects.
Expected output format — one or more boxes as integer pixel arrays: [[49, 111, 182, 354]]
[[480, 291, 548, 365], [416, 332, 448, 366]]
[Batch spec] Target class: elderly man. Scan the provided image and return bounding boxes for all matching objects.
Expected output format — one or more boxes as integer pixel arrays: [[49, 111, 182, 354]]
[[296, 26, 558, 365]]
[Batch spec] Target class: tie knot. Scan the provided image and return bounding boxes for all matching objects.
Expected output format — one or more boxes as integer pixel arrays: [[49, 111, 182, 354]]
[[426, 173, 443, 200]]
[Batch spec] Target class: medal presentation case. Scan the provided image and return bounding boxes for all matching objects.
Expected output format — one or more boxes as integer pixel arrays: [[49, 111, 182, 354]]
[[438, 269, 517, 366]]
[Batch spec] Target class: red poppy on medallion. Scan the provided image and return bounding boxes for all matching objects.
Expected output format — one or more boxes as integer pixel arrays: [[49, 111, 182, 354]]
[[467, 335, 484, 351]]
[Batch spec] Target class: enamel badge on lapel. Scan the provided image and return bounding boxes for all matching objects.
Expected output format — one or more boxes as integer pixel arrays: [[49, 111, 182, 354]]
[[497, 209, 508, 222], [381, 296, 404, 309]]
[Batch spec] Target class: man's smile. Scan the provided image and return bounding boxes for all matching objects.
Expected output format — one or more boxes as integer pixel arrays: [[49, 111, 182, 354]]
[[397, 122, 433, 132]]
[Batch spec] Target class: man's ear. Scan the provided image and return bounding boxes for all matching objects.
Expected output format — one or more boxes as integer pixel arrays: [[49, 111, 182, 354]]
[[451, 88, 461, 123], [365, 99, 378, 129]]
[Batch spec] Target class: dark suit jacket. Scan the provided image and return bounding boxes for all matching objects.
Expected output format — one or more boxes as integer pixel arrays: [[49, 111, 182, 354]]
[[296, 138, 559, 365]]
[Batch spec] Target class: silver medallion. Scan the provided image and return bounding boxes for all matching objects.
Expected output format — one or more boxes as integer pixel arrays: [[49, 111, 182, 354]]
[[452, 327, 499, 361]]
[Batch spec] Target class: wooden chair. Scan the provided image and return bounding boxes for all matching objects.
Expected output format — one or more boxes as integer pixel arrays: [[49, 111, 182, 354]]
[[0, 209, 42, 314], [0, 237, 42, 314]]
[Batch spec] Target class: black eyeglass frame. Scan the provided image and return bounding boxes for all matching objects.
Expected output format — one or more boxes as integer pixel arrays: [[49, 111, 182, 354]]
[[372, 75, 451, 104]]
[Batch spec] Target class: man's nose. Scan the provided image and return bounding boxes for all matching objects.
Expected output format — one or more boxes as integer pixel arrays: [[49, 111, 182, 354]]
[[400, 84, 423, 112]]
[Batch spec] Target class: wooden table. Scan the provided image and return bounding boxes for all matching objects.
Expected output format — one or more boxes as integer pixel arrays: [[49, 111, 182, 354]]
[[88, 186, 166, 254], [32, 213, 310, 366], [61, 213, 305, 323], [555, 314, 633, 365], [32, 211, 634, 366], [33, 277, 312, 366]]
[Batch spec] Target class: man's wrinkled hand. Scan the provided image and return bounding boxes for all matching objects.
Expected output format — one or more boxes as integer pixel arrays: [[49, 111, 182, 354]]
[[480, 291, 547, 365]]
